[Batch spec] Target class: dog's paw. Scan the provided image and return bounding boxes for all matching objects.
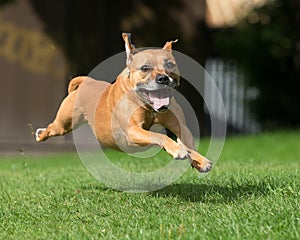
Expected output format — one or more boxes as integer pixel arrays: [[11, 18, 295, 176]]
[[189, 150, 212, 173], [174, 147, 190, 160], [173, 138, 190, 160], [164, 139, 189, 160], [35, 128, 46, 142]]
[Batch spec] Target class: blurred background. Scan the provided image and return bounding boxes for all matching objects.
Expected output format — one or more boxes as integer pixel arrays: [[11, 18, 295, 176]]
[[0, 0, 299, 153]]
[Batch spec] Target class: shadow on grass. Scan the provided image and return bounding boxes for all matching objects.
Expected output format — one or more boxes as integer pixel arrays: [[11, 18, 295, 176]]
[[80, 174, 293, 203], [151, 177, 279, 203]]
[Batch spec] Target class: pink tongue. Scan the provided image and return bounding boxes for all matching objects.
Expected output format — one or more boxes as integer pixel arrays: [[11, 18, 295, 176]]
[[149, 90, 170, 110]]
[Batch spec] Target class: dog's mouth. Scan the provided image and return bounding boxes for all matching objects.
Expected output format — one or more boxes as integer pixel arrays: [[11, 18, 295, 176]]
[[137, 87, 173, 112]]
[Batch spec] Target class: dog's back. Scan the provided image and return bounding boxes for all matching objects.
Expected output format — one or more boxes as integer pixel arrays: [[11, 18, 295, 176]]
[[73, 77, 110, 132]]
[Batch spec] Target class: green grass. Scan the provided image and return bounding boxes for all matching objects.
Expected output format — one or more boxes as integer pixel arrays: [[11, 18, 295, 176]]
[[0, 131, 299, 239]]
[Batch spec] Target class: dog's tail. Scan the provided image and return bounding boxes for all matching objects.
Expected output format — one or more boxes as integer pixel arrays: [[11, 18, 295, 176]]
[[68, 76, 86, 94]]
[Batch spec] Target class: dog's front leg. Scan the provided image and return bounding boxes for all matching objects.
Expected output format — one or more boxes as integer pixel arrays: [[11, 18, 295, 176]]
[[127, 126, 190, 160], [156, 103, 212, 172], [127, 126, 211, 172], [174, 125, 212, 172]]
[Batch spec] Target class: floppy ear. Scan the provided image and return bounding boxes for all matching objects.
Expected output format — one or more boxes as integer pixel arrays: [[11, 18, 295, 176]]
[[163, 39, 178, 51], [122, 33, 138, 66]]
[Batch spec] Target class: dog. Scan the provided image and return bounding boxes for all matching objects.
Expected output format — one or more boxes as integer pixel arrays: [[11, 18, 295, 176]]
[[35, 33, 212, 173]]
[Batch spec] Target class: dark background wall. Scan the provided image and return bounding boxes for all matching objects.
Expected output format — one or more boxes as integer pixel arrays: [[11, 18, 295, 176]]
[[0, 0, 209, 152]]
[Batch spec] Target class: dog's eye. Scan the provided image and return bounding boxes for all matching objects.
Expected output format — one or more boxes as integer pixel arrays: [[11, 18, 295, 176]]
[[165, 61, 175, 70], [140, 65, 153, 73]]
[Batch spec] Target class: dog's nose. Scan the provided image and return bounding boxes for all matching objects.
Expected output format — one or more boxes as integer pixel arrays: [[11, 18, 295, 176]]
[[156, 75, 170, 85]]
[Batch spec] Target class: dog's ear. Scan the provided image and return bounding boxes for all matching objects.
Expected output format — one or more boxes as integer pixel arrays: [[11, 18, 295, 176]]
[[122, 33, 138, 66], [163, 39, 178, 51]]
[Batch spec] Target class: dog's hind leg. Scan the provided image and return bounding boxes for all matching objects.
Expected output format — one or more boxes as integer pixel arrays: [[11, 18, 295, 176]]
[[35, 122, 69, 142], [36, 91, 85, 142]]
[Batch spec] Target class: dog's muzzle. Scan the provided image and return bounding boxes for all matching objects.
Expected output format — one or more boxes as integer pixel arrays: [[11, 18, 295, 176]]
[[156, 74, 170, 86], [136, 75, 177, 112]]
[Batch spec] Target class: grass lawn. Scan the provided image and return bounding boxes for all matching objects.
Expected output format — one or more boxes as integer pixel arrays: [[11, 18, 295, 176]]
[[0, 131, 299, 239]]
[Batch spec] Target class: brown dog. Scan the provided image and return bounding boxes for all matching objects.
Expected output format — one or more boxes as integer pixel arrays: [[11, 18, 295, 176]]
[[36, 33, 212, 172]]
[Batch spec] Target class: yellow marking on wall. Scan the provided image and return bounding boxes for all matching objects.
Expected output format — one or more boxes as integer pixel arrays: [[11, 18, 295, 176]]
[[0, 20, 66, 78]]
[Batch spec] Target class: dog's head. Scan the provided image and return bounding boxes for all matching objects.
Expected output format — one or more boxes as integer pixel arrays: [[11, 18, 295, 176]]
[[122, 33, 180, 112]]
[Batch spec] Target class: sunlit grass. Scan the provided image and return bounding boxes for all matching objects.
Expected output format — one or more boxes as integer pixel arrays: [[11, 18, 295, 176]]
[[0, 131, 299, 239]]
